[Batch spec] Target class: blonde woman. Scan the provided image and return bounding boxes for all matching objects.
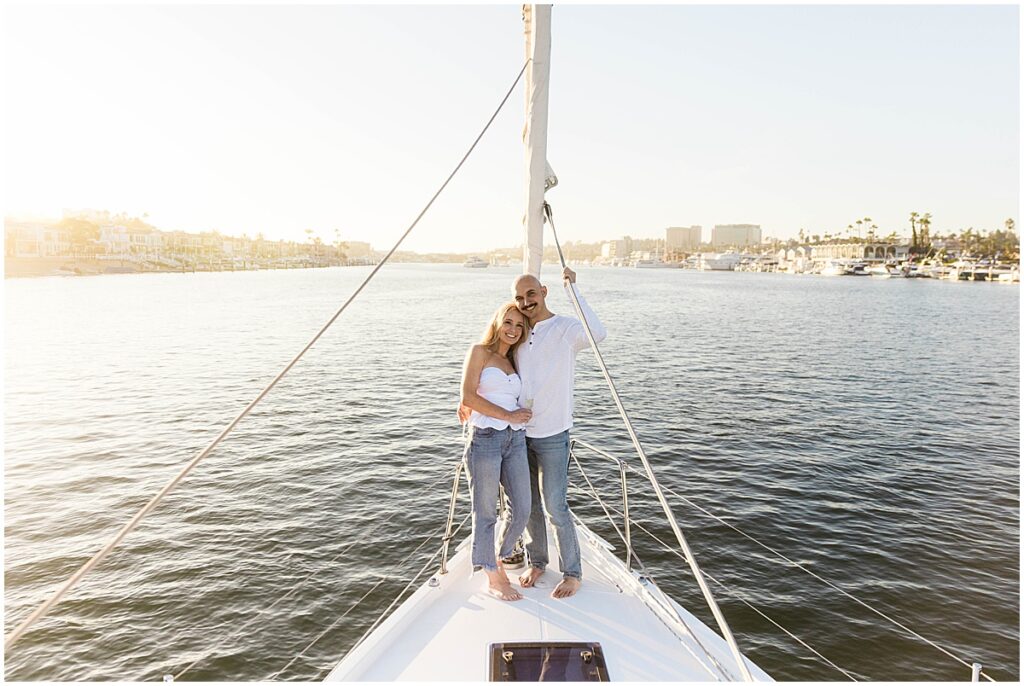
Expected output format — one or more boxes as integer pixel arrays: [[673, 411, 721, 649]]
[[459, 302, 533, 601]]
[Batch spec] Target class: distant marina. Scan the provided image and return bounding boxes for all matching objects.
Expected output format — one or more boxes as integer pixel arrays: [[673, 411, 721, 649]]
[[6, 213, 1018, 283], [602, 250, 1021, 283]]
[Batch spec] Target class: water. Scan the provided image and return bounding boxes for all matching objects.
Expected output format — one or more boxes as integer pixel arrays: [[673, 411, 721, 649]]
[[4, 265, 1019, 681]]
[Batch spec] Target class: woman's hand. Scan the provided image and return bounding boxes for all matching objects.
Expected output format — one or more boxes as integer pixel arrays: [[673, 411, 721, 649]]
[[506, 408, 532, 424], [457, 403, 471, 424]]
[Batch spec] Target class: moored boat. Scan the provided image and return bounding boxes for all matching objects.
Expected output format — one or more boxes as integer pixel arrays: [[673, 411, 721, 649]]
[[698, 252, 742, 271], [819, 260, 845, 276]]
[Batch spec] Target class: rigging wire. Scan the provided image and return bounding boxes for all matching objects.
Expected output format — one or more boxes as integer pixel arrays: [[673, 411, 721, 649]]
[[271, 513, 470, 681], [549, 208, 994, 681], [569, 439, 994, 680], [542, 201, 755, 682], [3, 59, 529, 653], [567, 459, 732, 682], [169, 464, 460, 681], [567, 453, 642, 578], [567, 482, 859, 682], [627, 468, 996, 682]]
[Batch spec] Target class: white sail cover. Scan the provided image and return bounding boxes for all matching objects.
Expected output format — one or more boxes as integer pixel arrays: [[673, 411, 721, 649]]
[[522, 4, 553, 278]]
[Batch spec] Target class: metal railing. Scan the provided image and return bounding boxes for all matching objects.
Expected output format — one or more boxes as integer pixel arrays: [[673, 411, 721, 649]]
[[436, 437, 736, 681], [438, 460, 465, 575], [568, 439, 635, 572]]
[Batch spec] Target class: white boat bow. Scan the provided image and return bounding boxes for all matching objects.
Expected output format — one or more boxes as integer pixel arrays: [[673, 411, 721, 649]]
[[326, 516, 771, 682]]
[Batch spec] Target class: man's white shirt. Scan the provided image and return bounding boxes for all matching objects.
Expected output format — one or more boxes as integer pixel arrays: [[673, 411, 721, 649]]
[[515, 283, 607, 438]]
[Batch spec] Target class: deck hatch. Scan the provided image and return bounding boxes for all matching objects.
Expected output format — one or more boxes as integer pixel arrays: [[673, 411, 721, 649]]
[[488, 642, 609, 681]]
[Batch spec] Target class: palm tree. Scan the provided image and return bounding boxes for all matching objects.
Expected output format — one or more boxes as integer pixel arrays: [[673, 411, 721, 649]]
[[855, 219, 863, 240], [919, 213, 932, 248], [1007, 218, 1016, 234], [960, 228, 977, 256], [909, 211, 919, 248], [333, 228, 348, 263]]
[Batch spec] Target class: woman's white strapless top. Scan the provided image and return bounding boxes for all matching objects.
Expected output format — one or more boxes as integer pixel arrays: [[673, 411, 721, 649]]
[[469, 366, 524, 430]]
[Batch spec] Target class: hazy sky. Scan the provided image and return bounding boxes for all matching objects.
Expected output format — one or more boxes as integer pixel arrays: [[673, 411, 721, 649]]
[[4, 4, 1019, 253]]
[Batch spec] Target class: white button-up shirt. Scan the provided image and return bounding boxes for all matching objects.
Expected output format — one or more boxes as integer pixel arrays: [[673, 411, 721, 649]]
[[515, 283, 607, 438]]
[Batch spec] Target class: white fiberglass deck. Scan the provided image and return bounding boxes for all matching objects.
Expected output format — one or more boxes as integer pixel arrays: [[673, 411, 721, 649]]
[[326, 521, 771, 681]]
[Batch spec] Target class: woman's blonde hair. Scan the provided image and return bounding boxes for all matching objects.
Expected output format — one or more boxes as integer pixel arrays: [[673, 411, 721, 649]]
[[480, 301, 530, 364]]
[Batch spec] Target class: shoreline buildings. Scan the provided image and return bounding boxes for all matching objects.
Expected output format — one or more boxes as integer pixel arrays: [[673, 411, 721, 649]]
[[711, 224, 762, 250], [665, 226, 702, 259]]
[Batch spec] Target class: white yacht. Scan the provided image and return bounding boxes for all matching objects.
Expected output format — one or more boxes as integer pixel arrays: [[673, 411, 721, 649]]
[[819, 260, 845, 277], [698, 252, 742, 271], [463, 256, 489, 268], [867, 264, 895, 278], [997, 267, 1020, 283], [633, 257, 675, 268]]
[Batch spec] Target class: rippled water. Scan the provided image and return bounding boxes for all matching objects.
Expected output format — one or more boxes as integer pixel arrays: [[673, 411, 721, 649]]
[[4, 265, 1019, 681]]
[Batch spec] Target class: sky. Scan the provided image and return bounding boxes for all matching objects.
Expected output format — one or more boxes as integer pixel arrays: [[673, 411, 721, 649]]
[[3, 3, 1019, 253]]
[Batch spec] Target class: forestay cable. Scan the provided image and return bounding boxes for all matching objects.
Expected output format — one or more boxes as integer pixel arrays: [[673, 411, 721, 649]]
[[3, 59, 529, 653], [543, 202, 754, 682]]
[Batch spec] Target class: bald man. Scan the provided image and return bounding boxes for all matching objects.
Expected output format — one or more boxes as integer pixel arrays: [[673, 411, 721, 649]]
[[509, 267, 606, 599]]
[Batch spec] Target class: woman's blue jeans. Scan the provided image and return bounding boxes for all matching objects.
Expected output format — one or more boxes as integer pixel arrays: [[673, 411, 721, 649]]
[[465, 426, 531, 572]]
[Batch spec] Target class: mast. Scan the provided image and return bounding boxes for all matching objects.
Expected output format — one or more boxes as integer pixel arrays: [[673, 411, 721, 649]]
[[522, 4, 555, 277]]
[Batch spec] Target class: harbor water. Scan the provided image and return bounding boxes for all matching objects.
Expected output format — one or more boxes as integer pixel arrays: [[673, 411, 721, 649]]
[[4, 265, 1019, 681]]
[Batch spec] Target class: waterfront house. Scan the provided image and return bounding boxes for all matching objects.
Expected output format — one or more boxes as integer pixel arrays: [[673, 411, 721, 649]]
[[4, 221, 70, 258], [164, 231, 203, 260], [121, 226, 164, 260], [98, 225, 131, 257]]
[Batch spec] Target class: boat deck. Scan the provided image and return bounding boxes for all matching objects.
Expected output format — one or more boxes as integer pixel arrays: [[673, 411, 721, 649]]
[[325, 521, 771, 681]]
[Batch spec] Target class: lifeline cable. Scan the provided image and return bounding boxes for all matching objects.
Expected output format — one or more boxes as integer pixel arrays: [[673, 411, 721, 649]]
[[568, 458, 731, 681], [642, 471, 996, 682], [168, 464, 458, 681], [567, 481, 858, 682], [4, 59, 530, 653], [272, 513, 470, 681]]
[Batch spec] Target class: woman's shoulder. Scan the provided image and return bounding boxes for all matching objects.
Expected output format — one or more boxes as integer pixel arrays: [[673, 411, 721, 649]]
[[467, 343, 494, 361]]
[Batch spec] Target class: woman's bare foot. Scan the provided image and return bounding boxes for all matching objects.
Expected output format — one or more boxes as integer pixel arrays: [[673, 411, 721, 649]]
[[552, 576, 581, 599], [519, 567, 544, 588], [486, 569, 522, 601]]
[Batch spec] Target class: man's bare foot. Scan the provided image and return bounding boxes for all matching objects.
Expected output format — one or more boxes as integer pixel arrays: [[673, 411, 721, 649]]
[[519, 567, 544, 588], [486, 569, 522, 601], [552, 577, 581, 599]]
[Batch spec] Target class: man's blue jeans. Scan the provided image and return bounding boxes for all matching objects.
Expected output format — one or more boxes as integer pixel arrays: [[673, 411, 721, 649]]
[[465, 426, 531, 572], [523, 430, 582, 580]]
